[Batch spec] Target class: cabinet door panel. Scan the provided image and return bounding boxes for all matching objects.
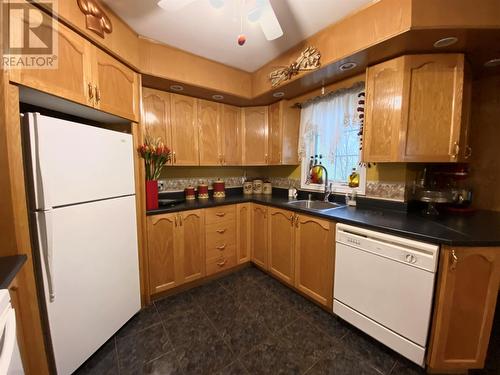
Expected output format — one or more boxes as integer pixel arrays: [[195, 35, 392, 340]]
[[198, 100, 221, 166], [281, 101, 301, 165], [11, 21, 92, 107], [251, 205, 268, 269], [177, 210, 205, 283], [363, 56, 404, 162], [427, 246, 500, 371], [268, 208, 294, 285], [142, 88, 171, 150], [268, 102, 282, 165], [236, 203, 251, 264], [92, 47, 139, 121], [243, 107, 268, 165], [171, 94, 199, 165], [294, 215, 334, 307], [402, 55, 465, 162], [221, 105, 242, 165], [147, 214, 177, 294]]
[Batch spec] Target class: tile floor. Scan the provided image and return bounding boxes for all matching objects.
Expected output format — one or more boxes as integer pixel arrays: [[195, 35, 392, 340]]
[[75, 266, 500, 375]]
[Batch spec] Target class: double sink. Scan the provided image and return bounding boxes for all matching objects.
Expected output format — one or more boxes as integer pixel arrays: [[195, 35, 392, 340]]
[[287, 200, 344, 212]]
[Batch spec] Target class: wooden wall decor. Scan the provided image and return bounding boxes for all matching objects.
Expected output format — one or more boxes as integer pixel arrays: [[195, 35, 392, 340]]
[[77, 0, 113, 38], [269, 46, 321, 87]]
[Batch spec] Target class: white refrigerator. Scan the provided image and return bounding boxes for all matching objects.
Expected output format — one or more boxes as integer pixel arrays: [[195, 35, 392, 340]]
[[23, 113, 141, 375]]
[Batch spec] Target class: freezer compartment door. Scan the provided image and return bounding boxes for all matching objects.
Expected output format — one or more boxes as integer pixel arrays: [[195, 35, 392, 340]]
[[24, 112, 135, 209], [35, 196, 140, 375]]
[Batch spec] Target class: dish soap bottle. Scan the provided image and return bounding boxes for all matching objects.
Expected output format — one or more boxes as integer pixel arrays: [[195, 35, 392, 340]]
[[348, 168, 360, 188]]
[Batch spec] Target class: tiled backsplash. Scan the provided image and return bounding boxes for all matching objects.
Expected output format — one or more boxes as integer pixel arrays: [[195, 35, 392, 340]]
[[365, 181, 406, 202]]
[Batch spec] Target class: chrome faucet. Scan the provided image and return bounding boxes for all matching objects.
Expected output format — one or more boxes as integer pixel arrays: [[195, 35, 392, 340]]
[[309, 164, 331, 202]]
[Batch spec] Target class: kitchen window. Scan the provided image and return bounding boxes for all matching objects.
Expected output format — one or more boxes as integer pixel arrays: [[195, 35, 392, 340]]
[[298, 82, 366, 194]]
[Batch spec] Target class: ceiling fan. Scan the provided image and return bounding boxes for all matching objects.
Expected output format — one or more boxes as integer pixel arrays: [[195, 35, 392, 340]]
[[157, 0, 283, 41]]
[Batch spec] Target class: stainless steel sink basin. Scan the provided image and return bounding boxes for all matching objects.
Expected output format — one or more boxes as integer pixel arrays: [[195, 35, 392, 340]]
[[287, 200, 344, 211]]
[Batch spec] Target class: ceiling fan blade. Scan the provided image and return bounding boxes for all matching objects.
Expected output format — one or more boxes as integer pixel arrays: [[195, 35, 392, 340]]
[[157, 0, 197, 11], [208, 0, 225, 9], [258, 0, 283, 41]]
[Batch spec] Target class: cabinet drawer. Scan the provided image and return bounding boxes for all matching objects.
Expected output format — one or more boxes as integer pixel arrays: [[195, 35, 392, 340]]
[[206, 222, 236, 243], [206, 254, 237, 276], [206, 242, 236, 261], [205, 205, 236, 224]]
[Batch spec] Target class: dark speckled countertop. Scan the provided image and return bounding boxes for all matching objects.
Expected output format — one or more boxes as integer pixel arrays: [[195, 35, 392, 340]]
[[147, 193, 500, 247], [0, 255, 27, 289]]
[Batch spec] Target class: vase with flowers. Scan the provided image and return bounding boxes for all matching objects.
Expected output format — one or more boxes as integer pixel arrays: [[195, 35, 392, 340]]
[[138, 136, 171, 210]]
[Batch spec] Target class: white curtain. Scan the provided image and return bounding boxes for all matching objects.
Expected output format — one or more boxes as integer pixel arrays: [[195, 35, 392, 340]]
[[298, 83, 364, 164]]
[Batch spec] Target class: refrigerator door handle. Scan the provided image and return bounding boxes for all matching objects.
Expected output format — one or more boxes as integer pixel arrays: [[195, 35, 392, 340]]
[[39, 210, 56, 302], [32, 113, 52, 210]]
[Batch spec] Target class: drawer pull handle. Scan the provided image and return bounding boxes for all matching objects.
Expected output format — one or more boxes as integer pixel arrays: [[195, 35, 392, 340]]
[[216, 229, 226, 234], [217, 259, 227, 267], [216, 244, 226, 250], [215, 212, 226, 217]]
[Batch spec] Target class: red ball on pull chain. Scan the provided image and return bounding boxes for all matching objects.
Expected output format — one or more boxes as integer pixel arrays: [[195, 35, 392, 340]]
[[237, 34, 246, 46]]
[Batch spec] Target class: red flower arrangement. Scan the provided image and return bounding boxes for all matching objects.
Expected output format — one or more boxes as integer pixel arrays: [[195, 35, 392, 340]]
[[137, 136, 171, 181]]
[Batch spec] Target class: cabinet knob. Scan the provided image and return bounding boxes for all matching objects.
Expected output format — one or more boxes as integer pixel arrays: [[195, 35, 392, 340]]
[[178, 214, 183, 226], [217, 259, 227, 267], [451, 142, 460, 159], [450, 249, 458, 270], [87, 83, 94, 101], [94, 85, 101, 103], [465, 145, 472, 159], [174, 215, 178, 227], [172, 151, 176, 164], [216, 244, 226, 250], [216, 229, 226, 234], [215, 212, 226, 217], [289, 214, 294, 226]]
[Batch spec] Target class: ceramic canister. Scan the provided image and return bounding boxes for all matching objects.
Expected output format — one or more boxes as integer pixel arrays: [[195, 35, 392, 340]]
[[243, 181, 253, 195], [252, 179, 263, 194], [185, 185, 196, 200], [263, 182, 272, 195], [213, 178, 225, 198], [197, 183, 209, 199]]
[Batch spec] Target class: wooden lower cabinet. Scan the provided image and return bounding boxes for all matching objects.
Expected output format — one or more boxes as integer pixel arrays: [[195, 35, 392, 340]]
[[236, 203, 251, 264], [205, 206, 237, 276], [147, 210, 205, 295], [427, 246, 500, 371], [251, 204, 269, 269], [294, 214, 335, 307], [268, 207, 295, 285]]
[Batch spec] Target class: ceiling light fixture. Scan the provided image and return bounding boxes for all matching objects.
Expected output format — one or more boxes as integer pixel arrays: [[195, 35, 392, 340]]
[[484, 58, 500, 68], [339, 62, 357, 71], [212, 94, 224, 100], [170, 85, 184, 91], [273, 91, 285, 98], [433, 37, 458, 48]]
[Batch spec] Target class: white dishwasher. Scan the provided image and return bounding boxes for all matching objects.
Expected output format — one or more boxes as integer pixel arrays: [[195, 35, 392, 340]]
[[333, 224, 439, 367]]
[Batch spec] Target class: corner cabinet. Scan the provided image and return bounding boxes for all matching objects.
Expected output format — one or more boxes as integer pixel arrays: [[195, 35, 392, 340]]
[[268, 101, 301, 165], [427, 246, 500, 372], [363, 54, 471, 163], [236, 203, 251, 264], [268, 207, 295, 285], [220, 104, 242, 165], [242, 106, 269, 165], [146, 210, 205, 295], [294, 215, 335, 307], [251, 204, 269, 269]]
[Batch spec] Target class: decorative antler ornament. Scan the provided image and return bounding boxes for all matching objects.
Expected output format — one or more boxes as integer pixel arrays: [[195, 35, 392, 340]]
[[77, 0, 113, 38], [269, 46, 321, 87]]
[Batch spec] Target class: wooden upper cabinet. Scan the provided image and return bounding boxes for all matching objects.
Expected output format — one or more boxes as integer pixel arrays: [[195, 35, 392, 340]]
[[236, 203, 251, 264], [198, 99, 221, 166], [177, 210, 205, 283], [363, 54, 471, 163], [363, 56, 404, 162], [10, 21, 93, 108], [427, 246, 500, 372], [170, 94, 199, 165], [268, 101, 300, 165], [221, 104, 242, 165], [294, 215, 335, 307], [91, 46, 139, 122], [142, 88, 171, 150], [268, 208, 295, 285], [243, 106, 268, 165], [251, 204, 269, 269], [147, 214, 178, 294]]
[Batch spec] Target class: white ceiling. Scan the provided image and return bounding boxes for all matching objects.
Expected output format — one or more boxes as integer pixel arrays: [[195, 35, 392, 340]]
[[103, 0, 373, 72]]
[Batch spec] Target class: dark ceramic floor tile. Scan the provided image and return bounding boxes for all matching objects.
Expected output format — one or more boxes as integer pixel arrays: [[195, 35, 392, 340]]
[[143, 350, 180, 375], [217, 360, 249, 375], [239, 335, 304, 375], [174, 338, 235, 374], [341, 329, 398, 374], [246, 293, 300, 333], [304, 348, 381, 375], [218, 272, 254, 294], [303, 306, 353, 342], [154, 292, 199, 322], [74, 337, 118, 375], [203, 295, 249, 329], [389, 359, 426, 375], [116, 304, 162, 339], [162, 307, 221, 348], [116, 323, 173, 375], [231, 279, 275, 307], [189, 280, 232, 308]]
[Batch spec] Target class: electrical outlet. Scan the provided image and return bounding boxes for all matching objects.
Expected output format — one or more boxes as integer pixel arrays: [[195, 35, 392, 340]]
[[157, 179, 166, 192]]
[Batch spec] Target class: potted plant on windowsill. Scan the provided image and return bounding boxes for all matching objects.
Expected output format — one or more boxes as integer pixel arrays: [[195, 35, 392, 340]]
[[138, 136, 171, 210]]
